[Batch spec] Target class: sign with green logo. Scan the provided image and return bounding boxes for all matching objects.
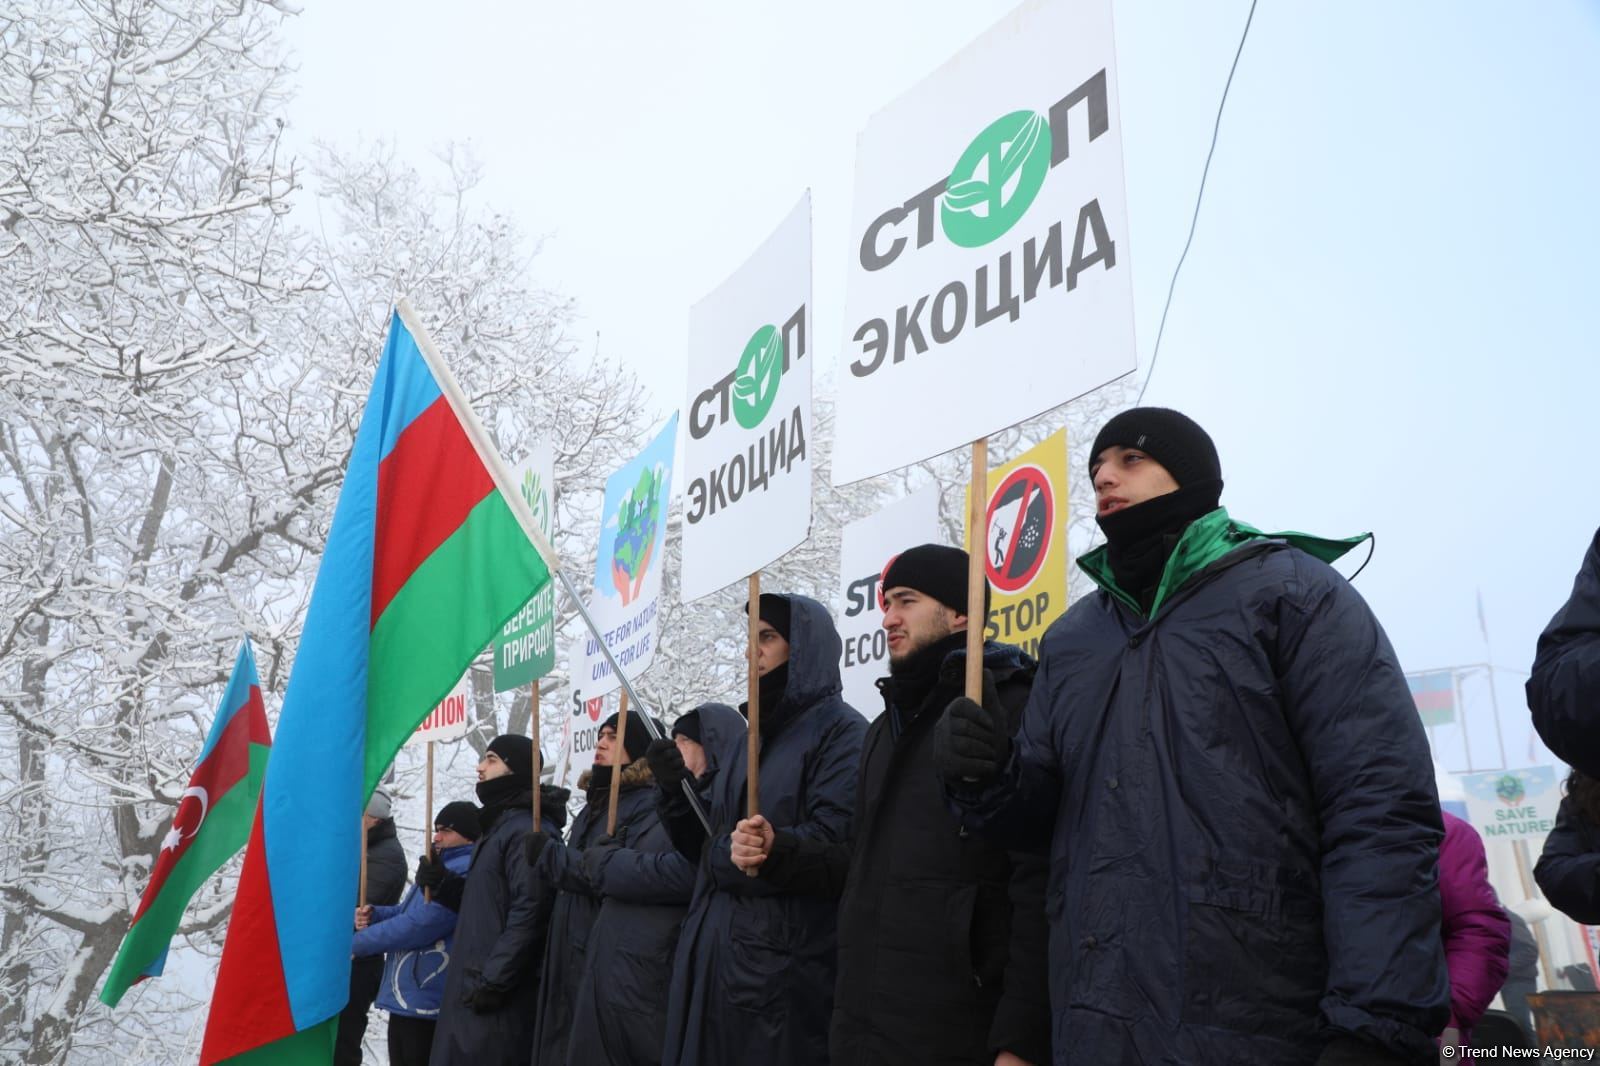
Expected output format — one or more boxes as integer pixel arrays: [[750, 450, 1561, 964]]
[[834, 0, 1135, 486], [1459, 766, 1560, 840], [493, 444, 557, 691], [681, 193, 813, 601]]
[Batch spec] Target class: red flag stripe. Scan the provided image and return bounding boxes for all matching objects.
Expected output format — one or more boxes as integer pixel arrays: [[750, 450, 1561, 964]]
[[371, 395, 496, 627]]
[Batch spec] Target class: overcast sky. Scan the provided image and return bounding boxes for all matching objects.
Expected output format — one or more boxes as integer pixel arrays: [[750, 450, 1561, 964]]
[[280, 0, 1600, 769]]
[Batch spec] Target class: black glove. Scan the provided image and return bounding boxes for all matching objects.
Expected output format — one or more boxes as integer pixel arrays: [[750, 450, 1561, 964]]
[[524, 829, 552, 867], [646, 737, 688, 791], [432, 873, 464, 912], [463, 973, 510, 1014], [580, 835, 623, 889], [1313, 1036, 1416, 1066], [415, 854, 446, 889], [933, 670, 1009, 785]]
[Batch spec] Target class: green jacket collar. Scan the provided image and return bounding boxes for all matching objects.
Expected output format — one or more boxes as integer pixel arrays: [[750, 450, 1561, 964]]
[[1077, 507, 1371, 619]]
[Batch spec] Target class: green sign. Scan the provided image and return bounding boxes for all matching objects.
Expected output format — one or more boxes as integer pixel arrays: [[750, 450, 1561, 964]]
[[941, 109, 1053, 249], [731, 324, 784, 430], [493, 447, 556, 691]]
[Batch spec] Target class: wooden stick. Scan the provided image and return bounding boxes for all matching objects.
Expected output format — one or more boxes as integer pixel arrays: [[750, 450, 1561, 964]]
[[965, 438, 989, 701], [1514, 838, 1559, 990], [358, 811, 369, 908], [424, 742, 434, 903], [747, 572, 761, 819], [531, 682, 542, 828], [606, 690, 628, 836]]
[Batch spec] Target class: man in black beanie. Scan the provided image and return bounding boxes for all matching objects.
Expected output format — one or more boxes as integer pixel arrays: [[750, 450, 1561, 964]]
[[728, 545, 1051, 1066], [937, 407, 1450, 1066], [428, 734, 567, 1066]]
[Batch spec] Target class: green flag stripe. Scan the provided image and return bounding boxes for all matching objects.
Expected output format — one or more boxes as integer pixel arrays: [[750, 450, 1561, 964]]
[[365, 491, 550, 793], [99, 743, 269, 1007], [219, 1016, 336, 1065]]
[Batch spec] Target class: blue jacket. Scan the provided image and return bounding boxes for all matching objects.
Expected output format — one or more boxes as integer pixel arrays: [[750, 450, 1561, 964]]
[[661, 595, 868, 1066], [948, 534, 1449, 1064], [351, 843, 472, 1019], [1529, 527, 1600, 777]]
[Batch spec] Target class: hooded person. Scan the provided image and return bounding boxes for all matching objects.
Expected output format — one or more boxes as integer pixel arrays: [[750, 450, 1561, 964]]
[[351, 801, 481, 1066], [726, 545, 1051, 1066], [646, 594, 868, 1066], [1436, 812, 1510, 1046], [937, 407, 1450, 1065], [336, 788, 408, 1065], [1528, 526, 1600, 777], [429, 734, 569, 1066], [527, 708, 675, 1066]]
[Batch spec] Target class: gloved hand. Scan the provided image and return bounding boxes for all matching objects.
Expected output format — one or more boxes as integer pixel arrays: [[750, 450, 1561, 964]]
[[933, 670, 1009, 785], [415, 854, 447, 890], [463, 973, 510, 1014], [432, 873, 464, 912], [646, 737, 688, 791], [524, 829, 552, 867], [1313, 1036, 1416, 1066], [581, 835, 623, 888]]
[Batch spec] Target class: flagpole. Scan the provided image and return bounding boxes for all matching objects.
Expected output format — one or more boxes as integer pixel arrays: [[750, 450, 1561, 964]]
[[399, 297, 709, 837], [746, 572, 761, 819], [358, 815, 368, 909], [965, 439, 989, 701]]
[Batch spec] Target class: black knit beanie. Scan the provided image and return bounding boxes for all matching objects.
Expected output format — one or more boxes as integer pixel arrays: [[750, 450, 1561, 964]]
[[1089, 407, 1222, 492], [486, 734, 535, 779], [671, 709, 702, 744], [743, 593, 792, 642], [434, 801, 481, 841], [880, 544, 987, 616], [599, 710, 660, 761]]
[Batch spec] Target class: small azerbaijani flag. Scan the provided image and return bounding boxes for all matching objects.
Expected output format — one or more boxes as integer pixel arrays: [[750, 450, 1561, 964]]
[[199, 303, 557, 1064], [1406, 670, 1456, 728], [98, 639, 270, 1007]]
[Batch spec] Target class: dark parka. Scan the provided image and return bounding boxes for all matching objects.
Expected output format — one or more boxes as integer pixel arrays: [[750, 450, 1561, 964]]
[[758, 638, 1051, 1066], [1534, 795, 1600, 924], [564, 760, 698, 1066], [533, 762, 679, 1066], [431, 785, 567, 1066], [947, 510, 1450, 1065], [661, 595, 868, 1066], [1528, 527, 1600, 778], [366, 817, 409, 907]]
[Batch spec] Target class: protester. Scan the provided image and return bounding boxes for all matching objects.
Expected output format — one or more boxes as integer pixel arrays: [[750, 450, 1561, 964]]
[[1528, 526, 1600, 777], [351, 801, 480, 1066], [429, 735, 567, 1066], [336, 787, 408, 1065], [1534, 770, 1600, 924], [650, 594, 867, 1066], [937, 407, 1450, 1064], [1500, 907, 1540, 1039], [1437, 811, 1510, 1045], [529, 709, 666, 1066], [561, 715, 698, 1066], [729, 544, 1050, 1066]]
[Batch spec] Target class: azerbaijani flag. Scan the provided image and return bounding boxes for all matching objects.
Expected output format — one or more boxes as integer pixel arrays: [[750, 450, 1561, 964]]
[[1406, 670, 1456, 728], [199, 303, 557, 1064], [98, 639, 270, 1007]]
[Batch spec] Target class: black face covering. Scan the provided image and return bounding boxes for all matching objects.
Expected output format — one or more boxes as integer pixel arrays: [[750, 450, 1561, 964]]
[[475, 773, 526, 813], [887, 629, 967, 717], [1096, 480, 1222, 610]]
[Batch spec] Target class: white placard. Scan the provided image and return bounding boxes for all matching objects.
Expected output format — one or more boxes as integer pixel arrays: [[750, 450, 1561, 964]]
[[1460, 766, 1563, 841], [833, 0, 1136, 484], [681, 194, 814, 601], [411, 672, 471, 745], [836, 488, 945, 720]]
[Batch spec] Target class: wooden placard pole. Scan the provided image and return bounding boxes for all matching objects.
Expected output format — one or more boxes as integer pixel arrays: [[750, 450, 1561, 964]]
[[965, 439, 989, 701], [531, 682, 543, 828], [606, 690, 628, 836], [747, 572, 761, 819], [423, 741, 435, 902], [1514, 838, 1559, 990]]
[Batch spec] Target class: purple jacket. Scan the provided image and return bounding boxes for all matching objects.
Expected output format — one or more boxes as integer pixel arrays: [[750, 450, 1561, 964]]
[[1439, 811, 1510, 1038]]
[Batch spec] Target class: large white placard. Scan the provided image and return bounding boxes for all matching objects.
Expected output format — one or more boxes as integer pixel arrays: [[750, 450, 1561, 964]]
[[681, 194, 814, 601], [836, 488, 944, 720], [1459, 766, 1562, 841], [833, 0, 1136, 485]]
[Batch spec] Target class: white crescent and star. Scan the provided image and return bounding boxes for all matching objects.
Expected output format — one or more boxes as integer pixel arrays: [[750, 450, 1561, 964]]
[[160, 786, 209, 853]]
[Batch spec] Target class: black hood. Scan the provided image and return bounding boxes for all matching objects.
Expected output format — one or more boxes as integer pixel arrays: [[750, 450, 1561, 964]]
[[768, 593, 844, 709], [690, 702, 748, 780]]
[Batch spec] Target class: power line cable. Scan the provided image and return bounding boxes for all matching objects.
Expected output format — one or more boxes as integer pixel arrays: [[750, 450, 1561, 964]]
[[1136, 0, 1260, 405]]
